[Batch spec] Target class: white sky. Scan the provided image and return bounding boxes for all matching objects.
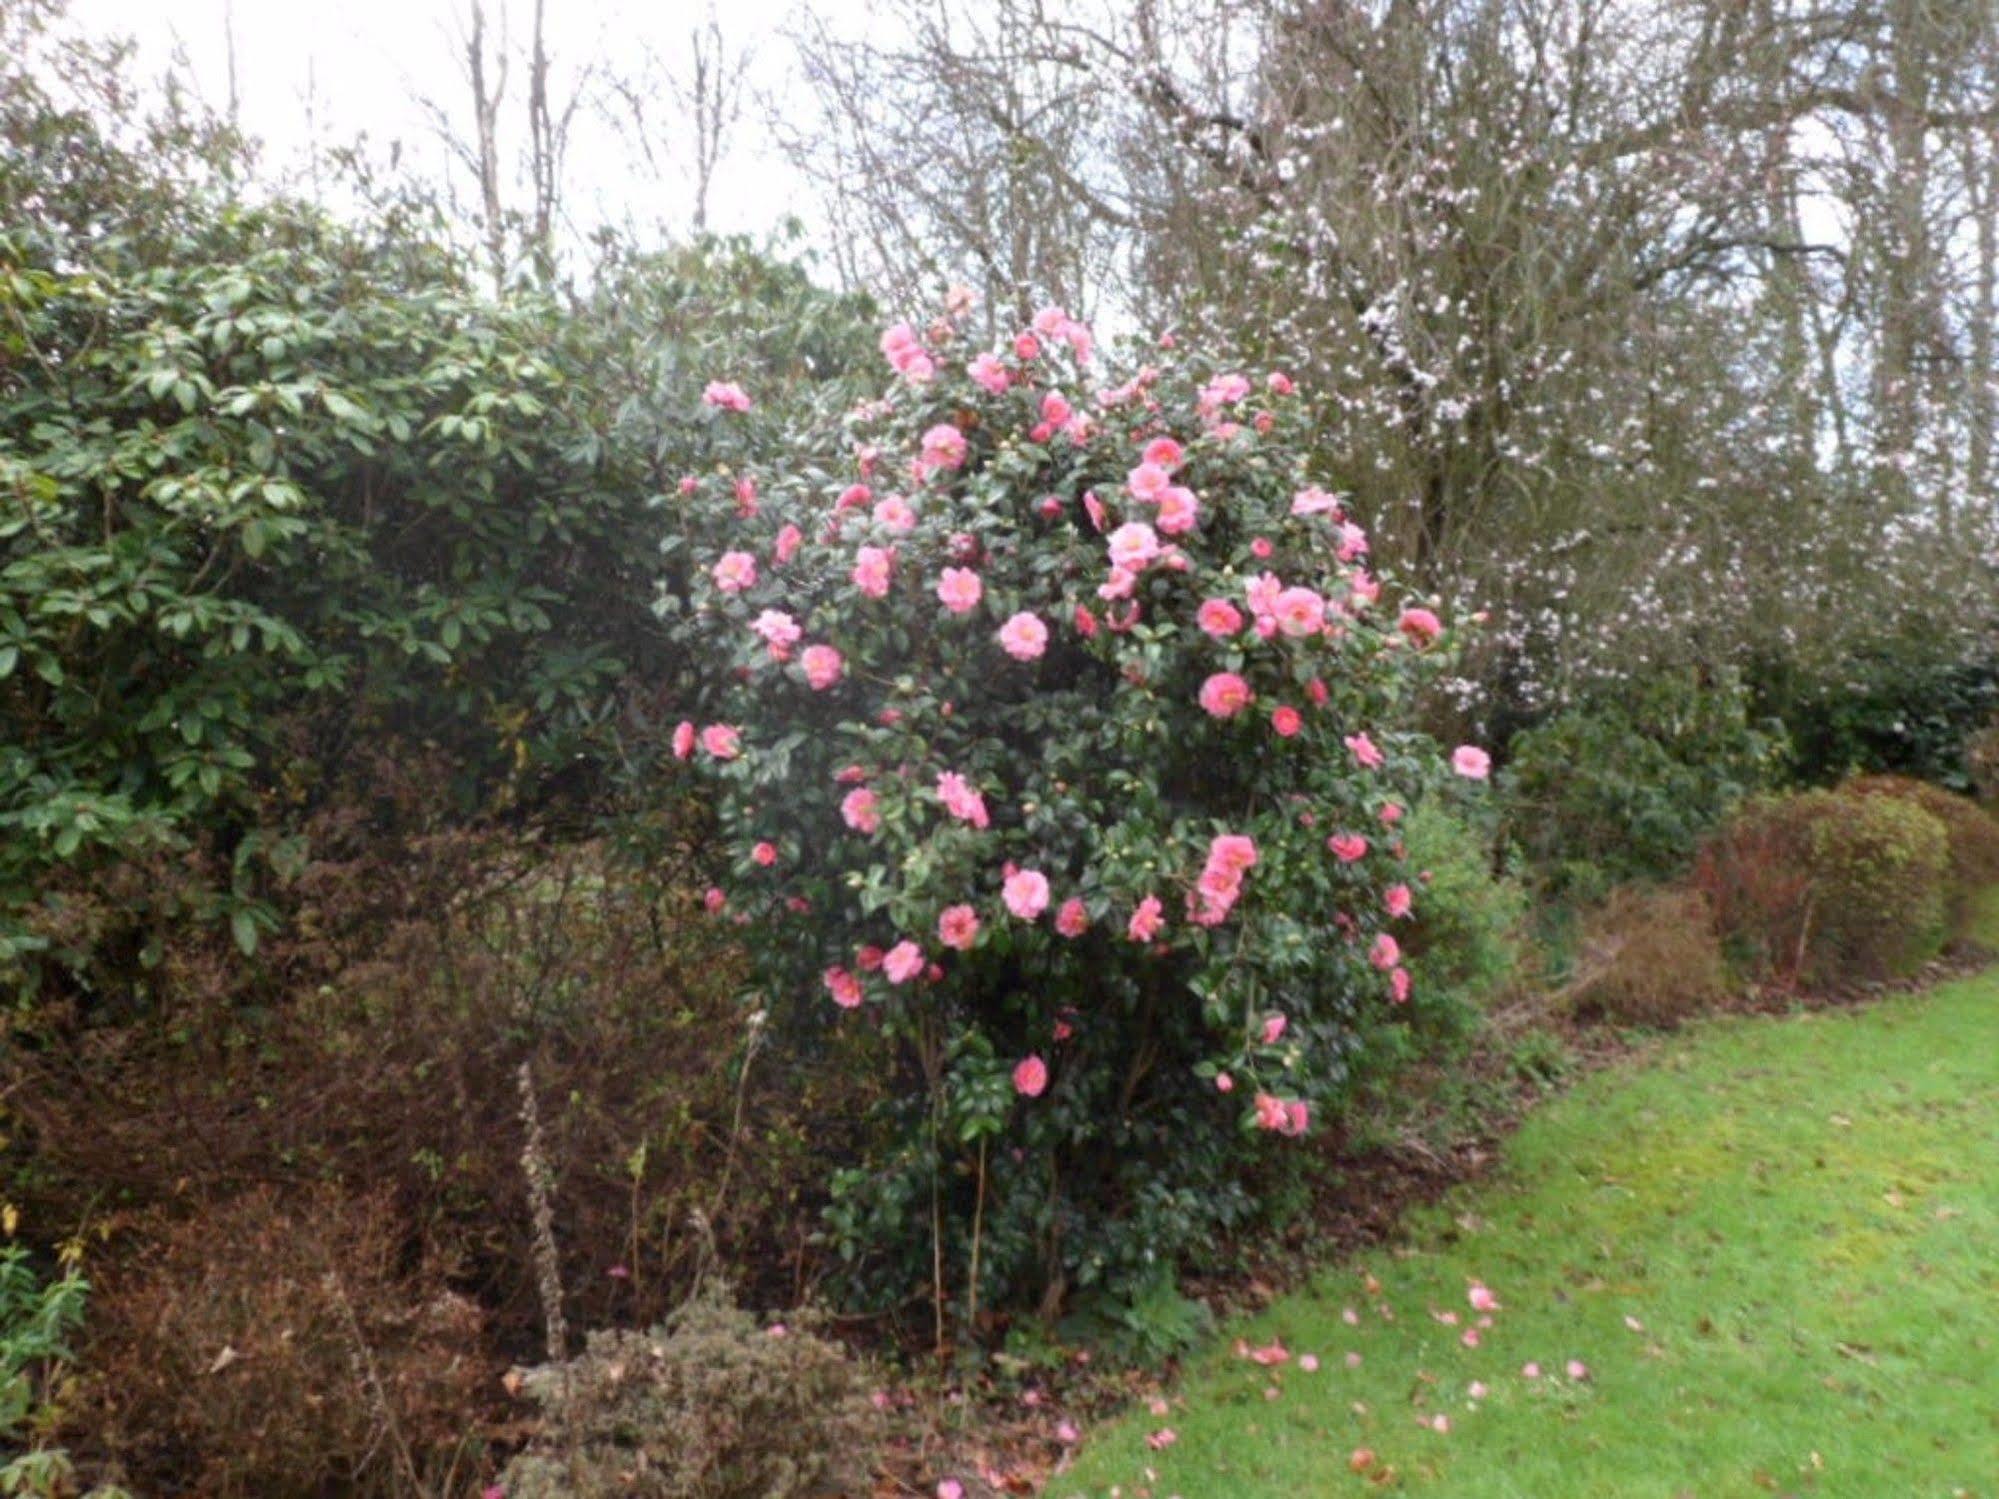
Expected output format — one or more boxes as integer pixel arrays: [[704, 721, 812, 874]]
[[75, 0, 847, 256]]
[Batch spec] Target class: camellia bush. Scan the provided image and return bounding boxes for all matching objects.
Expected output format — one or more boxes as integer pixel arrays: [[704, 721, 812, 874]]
[[666, 297, 1488, 1335]]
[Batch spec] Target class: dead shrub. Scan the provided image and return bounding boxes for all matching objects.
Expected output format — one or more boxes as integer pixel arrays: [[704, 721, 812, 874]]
[[74, 1185, 492, 1497], [1567, 886, 1731, 1026], [499, 1283, 881, 1499]]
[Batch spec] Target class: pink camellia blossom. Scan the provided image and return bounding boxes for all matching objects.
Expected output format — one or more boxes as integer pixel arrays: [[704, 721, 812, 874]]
[[851, 545, 894, 599], [1199, 672, 1254, 718], [1385, 884, 1414, 919], [712, 550, 758, 593], [1040, 391, 1074, 427], [1245, 571, 1283, 620], [703, 887, 727, 914], [1346, 732, 1385, 769], [1145, 1428, 1178, 1452], [1398, 607, 1443, 647], [855, 945, 885, 972], [1566, 1360, 1590, 1381], [1271, 705, 1304, 738], [1391, 966, 1413, 1002], [1082, 490, 1108, 532], [1272, 586, 1327, 637], [1284, 1099, 1310, 1136], [750, 609, 802, 655], [879, 323, 934, 383], [1055, 898, 1089, 938], [936, 567, 983, 614], [1306, 677, 1330, 707], [700, 724, 741, 759], [935, 771, 991, 829], [1267, 370, 1296, 395], [1468, 1283, 1500, 1313], [1249, 536, 1274, 559], [1142, 436, 1185, 471], [1073, 604, 1099, 637], [840, 787, 881, 835], [1198, 598, 1244, 637], [967, 351, 1009, 394], [672, 720, 696, 760], [801, 644, 844, 691], [1056, 1421, 1081, 1445], [920, 422, 968, 470], [873, 495, 917, 532], [937, 904, 981, 951], [1370, 932, 1402, 971], [883, 941, 925, 984], [835, 482, 872, 512], [1012, 1054, 1049, 1098], [751, 841, 777, 867], [677, 474, 699, 496], [1291, 485, 1341, 516], [1349, 567, 1381, 606], [1127, 462, 1171, 501], [1261, 1014, 1288, 1045], [1097, 566, 1137, 602], [998, 611, 1050, 661], [1452, 745, 1492, 780], [702, 380, 751, 412], [1215, 1071, 1234, 1093], [1127, 895, 1164, 942], [1380, 801, 1405, 825], [824, 966, 862, 1009], [772, 524, 804, 566], [1155, 486, 1201, 535], [1209, 834, 1259, 873], [1003, 868, 1052, 920], [1106, 521, 1162, 571], [1013, 331, 1040, 361], [1336, 521, 1371, 562], [1253, 1092, 1291, 1132], [936, 1481, 964, 1499]]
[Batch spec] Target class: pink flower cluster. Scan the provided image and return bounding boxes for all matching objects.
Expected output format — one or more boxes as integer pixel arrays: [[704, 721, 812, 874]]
[[1189, 833, 1257, 927]]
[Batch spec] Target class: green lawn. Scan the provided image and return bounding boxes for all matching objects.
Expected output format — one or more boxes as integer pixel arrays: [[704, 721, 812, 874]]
[[1060, 940, 1999, 1496]]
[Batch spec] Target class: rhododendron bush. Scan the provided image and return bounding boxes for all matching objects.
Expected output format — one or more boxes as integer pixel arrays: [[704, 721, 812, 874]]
[[667, 298, 1485, 1324]]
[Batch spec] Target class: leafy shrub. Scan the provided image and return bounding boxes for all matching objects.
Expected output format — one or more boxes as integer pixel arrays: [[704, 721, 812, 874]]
[[1696, 790, 1950, 987], [499, 1284, 879, 1499], [74, 1186, 490, 1496], [1838, 775, 1999, 929], [0, 1245, 123, 1499], [667, 300, 1486, 1327], [1500, 671, 1788, 893], [1398, 804, 1527, 1016], [1567, 886, 1731, 1027]]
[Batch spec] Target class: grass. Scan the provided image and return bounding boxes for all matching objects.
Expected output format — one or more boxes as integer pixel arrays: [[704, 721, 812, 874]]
[[1059, 912, 1999, 1498]]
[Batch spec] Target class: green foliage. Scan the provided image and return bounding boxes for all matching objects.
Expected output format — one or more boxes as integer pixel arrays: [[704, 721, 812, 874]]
[[1501, 672, 1789, 893], [0, 1246, 113, 1499], [1838, 774, 1999, 931], [1398, 805, 1526, 1014], [500, 1285, 880, 1499], [1697, 789, 1950, 987]]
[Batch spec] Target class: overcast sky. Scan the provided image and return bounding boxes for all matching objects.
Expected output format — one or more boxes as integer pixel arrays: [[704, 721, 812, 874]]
[[77, 0, 845, 255]]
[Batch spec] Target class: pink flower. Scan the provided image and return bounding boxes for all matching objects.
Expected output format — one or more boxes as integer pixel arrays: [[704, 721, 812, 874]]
[[1215, 1071, 1234, 1093], [1391, 966, 1412, 1002], [671, 720, 696, 759], [1566, 1360, 1590, 1381], [712, 550, 758, 593], [1082, 490, 1107, 532], [1272, 586, 1327, 637], [936, 1481, 964, 1499], [935, 771, 991, 829], [703, 887, 726, 914], [1154, 486, 1200, 535], [1267, 370, 1296, 395], [1199, 672, 1254, 718], [840, 788, 880, 835], [873, 495, 917, 532], [1003, 868, 1051, 920], [1306, 677, 1330, 706], [1398, 607, 1443, 647], [1284, 1099, 1310, 1135], [879, 323, 934, 383], [1291, 485, 1341, 516], [824, 966, 863, 1008], [936, 567, 983, 614], [835, 482, 872, 512], [967, 352, 1009, 394], [1271, 705, 1303, 738], [1370, 932, 1401, 971], [1040, 391, 1074, 427], [1337, 521, 1371, 562], [1261, 1013, 1288, 1044], [883, 941, 925, 984], [1254, 1092, 1289, 1131], [1380, 801, 1405, 825], [1468, 1283, 1500, 1312], [750, 609, 802, 654], [938, 904, 981, 951], [1197, 598, 1244, 637], [998, 611, 1049, 661], [1014, 331, 1040, 361], [1328, 832, 1369, 863], [1345, 732, 1384, 769], [1209, 834, 1259, 873], [1106, 521, 1162, 571], [1452, 745, 1491, 780], [801, 644, 844, 690], [1012, 1054, 1049, 1097], [702, 380, 751, 412], [1056, 1420, 1080, 1444], [1145, 1428, 1178, 1451], [1127, 895, 1164, 942], [851, 545, 894, 599], [700, 724, 741, 759], [1142, 436, 1185, 470], [1055, 898, 1090, 937], [920, 423, 968, 470], [1127, 462, 1171, 501], [1522, 1362, 1542, 1380], [1385, 884, 1414, 919], [751, 841, 777, 867]]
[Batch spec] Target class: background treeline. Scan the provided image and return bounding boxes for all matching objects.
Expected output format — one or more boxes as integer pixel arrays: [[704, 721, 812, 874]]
[[1, 0, 1996, 1494]]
